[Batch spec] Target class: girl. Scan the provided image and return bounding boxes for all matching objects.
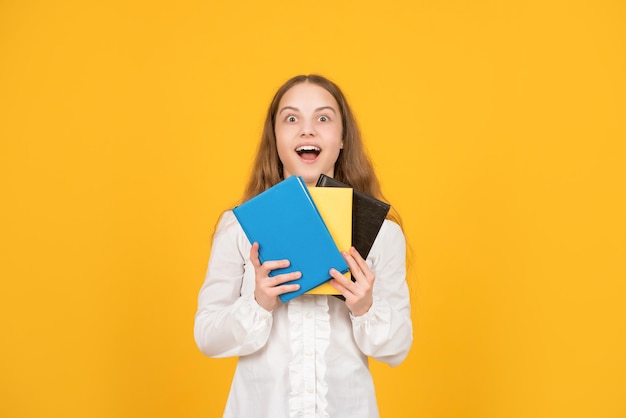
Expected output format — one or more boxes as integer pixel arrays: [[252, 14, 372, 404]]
[[194, 74, 412, 417]]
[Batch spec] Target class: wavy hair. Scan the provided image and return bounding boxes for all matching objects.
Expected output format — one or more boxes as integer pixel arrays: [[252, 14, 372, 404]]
[[241, 74, 401, 226]]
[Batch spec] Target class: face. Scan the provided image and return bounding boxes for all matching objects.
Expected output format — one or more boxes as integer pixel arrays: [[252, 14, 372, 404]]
[[274, 82, 343, 186]]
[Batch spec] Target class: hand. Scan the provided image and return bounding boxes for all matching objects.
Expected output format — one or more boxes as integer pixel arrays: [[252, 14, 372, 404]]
[[329, 247, 374, 316], [250, 242, 301, 311]]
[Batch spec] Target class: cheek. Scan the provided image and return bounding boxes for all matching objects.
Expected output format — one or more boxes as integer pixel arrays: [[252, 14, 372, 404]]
[[274, 131, 294, 164], [275, 124, 297, 143], [274, 127, 288, 149], [321, 125, 343, 148]]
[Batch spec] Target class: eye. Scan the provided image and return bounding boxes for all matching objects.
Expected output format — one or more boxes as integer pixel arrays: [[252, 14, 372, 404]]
[[318, 115, 329, 122], [286, 115, 298, 123]]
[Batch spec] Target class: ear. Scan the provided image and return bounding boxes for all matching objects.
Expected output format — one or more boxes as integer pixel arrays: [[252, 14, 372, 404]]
[[340, 142, 344, 149]]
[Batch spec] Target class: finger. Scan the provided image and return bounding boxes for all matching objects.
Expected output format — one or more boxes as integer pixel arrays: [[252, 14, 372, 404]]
[[347, 247, 375, 285], [269, 271, 302, 287], [330, 267, 351, 284], [341, 250, 363, 280], [251, 243, 290, 275], [262, 259, 290, 272], [273, 282, 301, 296], [329, 278, 348, 296], [349, 246, 369, 273], [249, 242, 261, 267], [263, 272, 301, 298], [329, 268, 354, 295]]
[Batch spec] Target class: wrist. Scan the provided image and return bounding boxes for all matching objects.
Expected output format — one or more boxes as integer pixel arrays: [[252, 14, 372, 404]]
[[254, 293, 275, 312], [349, 299, 373, 317]]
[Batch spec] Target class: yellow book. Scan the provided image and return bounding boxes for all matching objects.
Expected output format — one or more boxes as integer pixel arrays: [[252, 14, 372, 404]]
[[306, 186, 352, 295]]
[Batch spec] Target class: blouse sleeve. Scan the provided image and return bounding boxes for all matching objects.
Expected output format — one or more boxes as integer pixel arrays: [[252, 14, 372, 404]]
[[350, 220, 413, 367], [194, 211, 273, 358]]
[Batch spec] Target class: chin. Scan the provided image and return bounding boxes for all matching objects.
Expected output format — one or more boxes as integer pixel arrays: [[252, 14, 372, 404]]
[[300, 174, 320, 186], [285, 167, 331, 186]]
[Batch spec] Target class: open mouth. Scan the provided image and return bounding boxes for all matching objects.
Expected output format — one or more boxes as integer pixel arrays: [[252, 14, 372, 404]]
[[295, 145, 321, 161]]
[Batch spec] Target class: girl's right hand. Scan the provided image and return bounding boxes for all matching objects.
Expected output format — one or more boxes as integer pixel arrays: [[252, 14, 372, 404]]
[[250, 242, 301, 311]]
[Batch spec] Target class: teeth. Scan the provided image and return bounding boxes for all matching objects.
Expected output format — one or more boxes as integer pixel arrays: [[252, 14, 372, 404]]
[[296, 145, 321, 152]]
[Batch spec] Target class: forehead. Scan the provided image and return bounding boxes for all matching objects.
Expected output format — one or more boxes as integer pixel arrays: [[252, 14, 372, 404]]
[[278, 82, 340, 111]]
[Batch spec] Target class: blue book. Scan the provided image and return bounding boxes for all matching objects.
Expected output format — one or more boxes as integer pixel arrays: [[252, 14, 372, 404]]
[[233, 176, 349, 303]]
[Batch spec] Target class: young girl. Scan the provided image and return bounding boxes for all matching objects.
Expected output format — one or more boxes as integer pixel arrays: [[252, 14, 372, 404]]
[[194, 74, 412, 417]]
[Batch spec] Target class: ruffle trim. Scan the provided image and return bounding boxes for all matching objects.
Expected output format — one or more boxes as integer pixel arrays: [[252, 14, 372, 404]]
[[287, 295, 330, 418]]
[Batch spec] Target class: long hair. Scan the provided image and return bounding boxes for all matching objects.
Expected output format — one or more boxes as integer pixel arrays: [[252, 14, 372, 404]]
[[241, 74, 401, 226]]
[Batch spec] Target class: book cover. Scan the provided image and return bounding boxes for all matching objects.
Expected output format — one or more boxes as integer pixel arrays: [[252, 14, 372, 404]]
[[315, 174, 391, 259], [232, 176, 349, 303], [305, 186, 352, 295]]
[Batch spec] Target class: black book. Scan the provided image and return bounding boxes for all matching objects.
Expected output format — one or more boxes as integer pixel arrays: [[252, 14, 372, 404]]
[[315, 174, 390, 259]]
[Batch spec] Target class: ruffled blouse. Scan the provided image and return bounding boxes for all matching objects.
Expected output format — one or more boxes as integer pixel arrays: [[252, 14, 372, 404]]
[[194, 211, 412, 418]]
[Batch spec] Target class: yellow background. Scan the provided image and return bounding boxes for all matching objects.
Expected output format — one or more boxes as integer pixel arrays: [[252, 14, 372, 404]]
[[1, 1, 624, 417]]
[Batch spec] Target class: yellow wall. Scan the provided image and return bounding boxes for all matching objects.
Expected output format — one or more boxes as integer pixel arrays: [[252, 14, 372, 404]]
[[1, 1, 625, 417]]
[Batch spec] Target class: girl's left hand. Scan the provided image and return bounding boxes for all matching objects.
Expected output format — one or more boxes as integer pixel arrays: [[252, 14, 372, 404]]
[[329, 247, 374, 316]]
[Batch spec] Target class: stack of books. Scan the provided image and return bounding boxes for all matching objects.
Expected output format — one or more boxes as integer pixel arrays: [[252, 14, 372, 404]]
[[232, 174, 390, 303]]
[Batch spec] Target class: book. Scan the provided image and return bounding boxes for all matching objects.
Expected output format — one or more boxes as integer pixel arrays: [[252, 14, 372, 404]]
[[305, 186, 352, 295], [315, 174, 391, 259], [232, 175, 349, 303]]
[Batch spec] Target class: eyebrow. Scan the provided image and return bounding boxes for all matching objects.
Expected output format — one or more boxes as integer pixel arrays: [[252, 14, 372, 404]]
[[278, 106, 337, 115]]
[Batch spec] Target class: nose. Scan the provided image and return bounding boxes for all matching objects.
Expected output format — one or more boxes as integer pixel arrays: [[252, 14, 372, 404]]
[[300, 120, 316, 136]]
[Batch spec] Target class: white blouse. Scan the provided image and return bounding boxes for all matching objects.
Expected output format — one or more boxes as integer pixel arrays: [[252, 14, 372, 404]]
[[194, 210, 412, 418]]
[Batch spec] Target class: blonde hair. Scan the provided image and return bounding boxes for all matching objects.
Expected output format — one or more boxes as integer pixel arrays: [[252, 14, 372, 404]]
[[241, 74, 402, 226]]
